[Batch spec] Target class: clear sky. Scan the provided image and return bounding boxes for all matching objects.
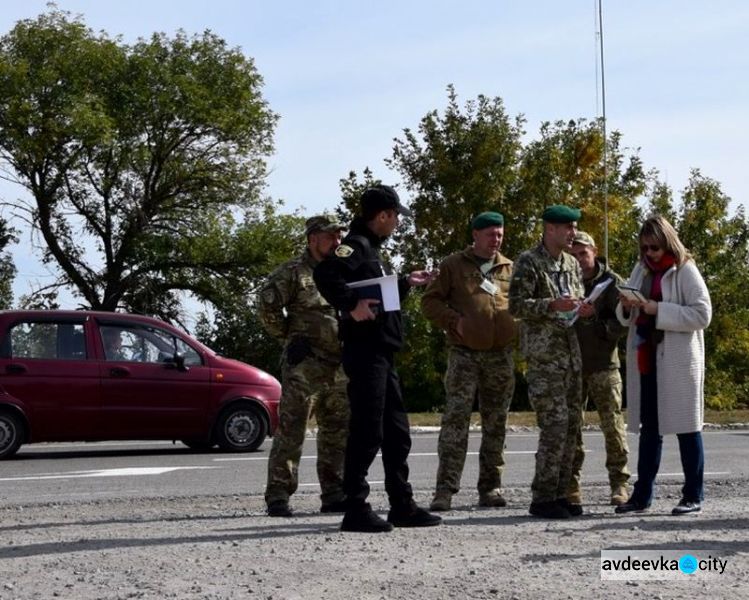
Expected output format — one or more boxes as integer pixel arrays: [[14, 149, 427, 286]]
[[1, 0, 747, 306]]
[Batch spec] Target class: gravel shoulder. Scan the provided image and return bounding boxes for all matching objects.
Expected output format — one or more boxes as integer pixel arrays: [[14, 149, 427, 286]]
[[2, 478, 748, 600]]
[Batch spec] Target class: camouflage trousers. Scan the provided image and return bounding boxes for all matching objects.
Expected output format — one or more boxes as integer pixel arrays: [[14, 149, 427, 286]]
[[527, 352, 584, 503], [435, 346, 515, 495], [264, 353, 349, 506], [567, 369, 630, 498]]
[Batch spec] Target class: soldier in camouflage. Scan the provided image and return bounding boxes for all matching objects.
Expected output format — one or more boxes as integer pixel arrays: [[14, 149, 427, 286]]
[[421, 212, 517, 511], [259, 215, 349, 517], [508, 205, 594, 519], [568, 231, 630, 506]]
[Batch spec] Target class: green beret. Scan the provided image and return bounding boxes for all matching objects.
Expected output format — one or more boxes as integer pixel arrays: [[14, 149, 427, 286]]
[[471, 211, 504, 230], [542, 204, 581, 223]]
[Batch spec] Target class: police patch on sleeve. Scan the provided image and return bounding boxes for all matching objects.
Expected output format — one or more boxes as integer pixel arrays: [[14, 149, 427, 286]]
[[335, 244, 354, 258]]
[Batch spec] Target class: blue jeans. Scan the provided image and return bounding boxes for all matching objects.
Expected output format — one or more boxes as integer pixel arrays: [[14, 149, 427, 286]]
[[631, 371, 704, 505]]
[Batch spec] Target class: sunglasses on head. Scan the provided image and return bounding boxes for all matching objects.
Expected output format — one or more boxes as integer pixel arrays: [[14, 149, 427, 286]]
[[640, 244, 661, 253]]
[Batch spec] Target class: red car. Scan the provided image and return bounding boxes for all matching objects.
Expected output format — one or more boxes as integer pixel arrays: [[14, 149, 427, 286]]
[[0, 310, 280, 458]]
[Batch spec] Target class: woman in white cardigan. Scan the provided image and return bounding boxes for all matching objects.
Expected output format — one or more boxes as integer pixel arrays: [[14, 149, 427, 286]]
[[614, 215, 711, 516]]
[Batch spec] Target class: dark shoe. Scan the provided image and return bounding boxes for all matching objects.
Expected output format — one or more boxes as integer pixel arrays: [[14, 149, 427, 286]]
[[267, 500, 292, 517], [320, 499, 347, 513], [672, 499, 701, 515], [529, 501, 570, 519], [387, 503, 442, 528], [557, 498, 583, 517], [341, 505, 393, 533], [614, 500, 649, 514]]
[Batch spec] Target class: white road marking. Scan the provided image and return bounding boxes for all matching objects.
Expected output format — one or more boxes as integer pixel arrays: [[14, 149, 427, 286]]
[[0, 466, 218, 482], [215, 450, 540, 462]]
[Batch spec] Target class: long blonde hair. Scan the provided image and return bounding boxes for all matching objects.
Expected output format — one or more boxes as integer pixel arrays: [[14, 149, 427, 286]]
[[639, 214, 692, 266]]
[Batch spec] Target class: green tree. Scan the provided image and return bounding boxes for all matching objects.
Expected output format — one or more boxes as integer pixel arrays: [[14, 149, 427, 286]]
[[194, 211, 306, 373], [675, 171, 749, 409], [0, 217, 16, 308], [0, 9, 277, 319], [510, 120, 647, 270], [385, 90, 650, 412], [389, 84, 525, 267]]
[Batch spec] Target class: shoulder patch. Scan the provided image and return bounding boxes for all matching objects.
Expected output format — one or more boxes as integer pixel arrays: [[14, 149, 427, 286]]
[[335, 244, 354, 258]]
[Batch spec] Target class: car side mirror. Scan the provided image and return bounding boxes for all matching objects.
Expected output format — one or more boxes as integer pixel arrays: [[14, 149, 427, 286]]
[[174, 352, 189, 372], [165, 352, 189, 372]]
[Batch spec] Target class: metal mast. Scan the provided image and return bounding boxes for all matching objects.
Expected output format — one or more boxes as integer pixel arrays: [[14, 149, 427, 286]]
[[597, 0, 609, 261]]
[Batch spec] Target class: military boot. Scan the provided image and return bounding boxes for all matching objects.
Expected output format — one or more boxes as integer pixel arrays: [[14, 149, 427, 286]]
[[267, 500, 292, 517], [478, 488, 507, 508], [429, 490, 452, 512], [610, 485, 629, 506], [529, 501, 571, 519]]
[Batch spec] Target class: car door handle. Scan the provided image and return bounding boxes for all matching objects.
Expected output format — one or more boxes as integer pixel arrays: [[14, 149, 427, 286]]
[[5, 363, 27, 374], [109, 366, 131, 377]]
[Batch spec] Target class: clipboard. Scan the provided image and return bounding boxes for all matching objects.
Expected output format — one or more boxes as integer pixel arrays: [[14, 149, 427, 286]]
[[346, 274, 400, 311]]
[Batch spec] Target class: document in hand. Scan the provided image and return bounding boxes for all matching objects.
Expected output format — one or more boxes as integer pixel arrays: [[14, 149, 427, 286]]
[[345, 274, 401, 311], [584, 277, 613, 304], [616, 285, 648, 303], [566, 278, 613, 326]]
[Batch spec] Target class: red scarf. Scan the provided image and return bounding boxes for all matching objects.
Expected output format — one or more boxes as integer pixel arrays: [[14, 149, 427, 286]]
[[635, 253, 676, 373]]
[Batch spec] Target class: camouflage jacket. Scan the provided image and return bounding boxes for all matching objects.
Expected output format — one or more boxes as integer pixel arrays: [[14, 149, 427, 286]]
[[258, 249, 341, 358], [508, 242, 585, 363], [574, 258, 626, 374], [421, 247, 517, 351]]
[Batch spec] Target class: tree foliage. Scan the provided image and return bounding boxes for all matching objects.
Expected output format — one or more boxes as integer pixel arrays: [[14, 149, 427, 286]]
[[0, 9, 277, 320], [0, 217, 16, 308], [389, 84, 525, 268], [193, 211, 307, 376], [385, 88, 650, 411], [668, 171, 749, 409]]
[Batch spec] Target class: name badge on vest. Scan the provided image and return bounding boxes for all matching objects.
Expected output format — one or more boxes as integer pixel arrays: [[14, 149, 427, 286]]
[[479, 278, 498, 295]]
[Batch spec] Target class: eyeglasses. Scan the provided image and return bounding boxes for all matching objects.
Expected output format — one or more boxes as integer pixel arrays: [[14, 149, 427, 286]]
[[640, 244, 662, 253]]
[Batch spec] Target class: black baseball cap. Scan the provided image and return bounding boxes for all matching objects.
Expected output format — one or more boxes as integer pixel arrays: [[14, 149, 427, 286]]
[[360, 185, 413, 217]]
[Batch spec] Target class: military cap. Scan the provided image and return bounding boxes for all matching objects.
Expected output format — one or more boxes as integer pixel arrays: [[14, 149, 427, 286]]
[[304, 215, 346, 236], [542, 204, 581, 223], [573, 231, 596, 247], [471, 211, 504, 230], [360, 185, 413, 217]]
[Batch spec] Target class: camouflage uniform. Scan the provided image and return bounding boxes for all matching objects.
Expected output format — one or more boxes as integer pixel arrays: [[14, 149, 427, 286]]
[[259, 249, 349, 507], [509, 242, 585, 504], [421, 248, 517, 502], [437, 347, 515, 496], [567, 258, 630, 502]]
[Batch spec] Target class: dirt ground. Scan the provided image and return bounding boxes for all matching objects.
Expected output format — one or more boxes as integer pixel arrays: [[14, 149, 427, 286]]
[[1, 476, 747, 600]]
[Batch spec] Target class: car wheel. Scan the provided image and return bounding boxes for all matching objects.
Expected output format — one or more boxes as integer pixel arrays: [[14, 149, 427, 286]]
[[0, 411, 24, 459], [215, 404, 268, 452]]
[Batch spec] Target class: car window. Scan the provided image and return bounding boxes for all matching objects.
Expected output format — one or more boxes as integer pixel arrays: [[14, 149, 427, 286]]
[[7, 322, 87, 360], [100, 324, 202, 366]]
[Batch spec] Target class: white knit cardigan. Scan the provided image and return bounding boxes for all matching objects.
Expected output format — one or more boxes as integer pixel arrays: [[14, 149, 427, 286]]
[[616, 259, 712, 435]]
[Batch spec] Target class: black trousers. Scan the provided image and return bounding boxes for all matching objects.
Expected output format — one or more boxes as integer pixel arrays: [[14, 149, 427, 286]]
[[341, 342, 413, 509]]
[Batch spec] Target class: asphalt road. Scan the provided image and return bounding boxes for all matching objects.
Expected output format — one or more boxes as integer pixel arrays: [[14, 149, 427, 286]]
[[2, 428, 747, 506]]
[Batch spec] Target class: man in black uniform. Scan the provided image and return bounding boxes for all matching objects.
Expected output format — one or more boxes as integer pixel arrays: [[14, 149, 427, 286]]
[[313, 184, 442, 533]]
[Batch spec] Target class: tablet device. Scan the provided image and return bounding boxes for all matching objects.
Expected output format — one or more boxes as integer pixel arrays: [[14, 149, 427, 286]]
[[616, 285, 647, 303]]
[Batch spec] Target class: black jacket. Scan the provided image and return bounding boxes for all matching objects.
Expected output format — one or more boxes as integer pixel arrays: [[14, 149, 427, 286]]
[[573, 258, 627, 374], [313, 217, 411, 350]]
